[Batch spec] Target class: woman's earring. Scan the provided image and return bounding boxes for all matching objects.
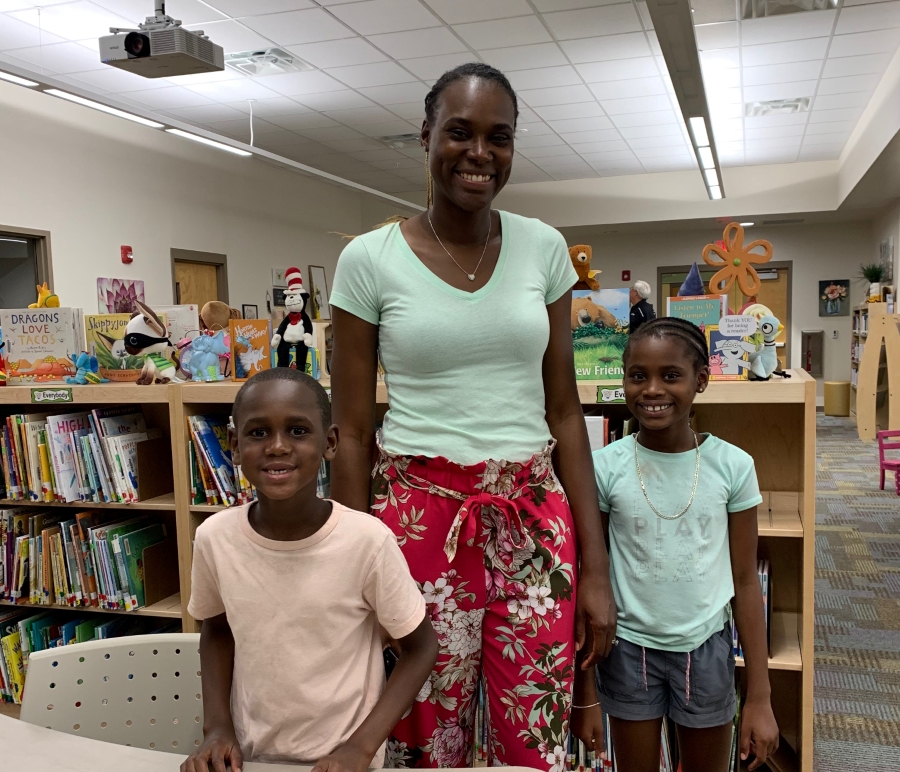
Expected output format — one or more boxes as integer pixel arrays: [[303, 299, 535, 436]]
[[424, 149, 433, 209]]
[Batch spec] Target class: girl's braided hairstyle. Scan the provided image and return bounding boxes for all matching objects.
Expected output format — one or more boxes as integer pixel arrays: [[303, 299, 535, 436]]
[[623, 317, 709, 372], [424, 62, 519, 125]]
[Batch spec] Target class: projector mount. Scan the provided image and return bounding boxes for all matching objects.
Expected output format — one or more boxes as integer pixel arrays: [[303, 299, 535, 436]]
[[108, 1, 211, 40]]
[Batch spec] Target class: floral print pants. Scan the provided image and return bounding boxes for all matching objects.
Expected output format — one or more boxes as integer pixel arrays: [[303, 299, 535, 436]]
[[372, 441, 577, 770]]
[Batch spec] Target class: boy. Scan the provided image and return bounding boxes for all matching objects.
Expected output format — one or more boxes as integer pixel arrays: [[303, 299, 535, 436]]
[[181, 369, 438, 772]]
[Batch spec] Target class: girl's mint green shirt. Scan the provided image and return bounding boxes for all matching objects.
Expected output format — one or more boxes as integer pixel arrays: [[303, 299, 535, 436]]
[[331, 210, 577, 466]]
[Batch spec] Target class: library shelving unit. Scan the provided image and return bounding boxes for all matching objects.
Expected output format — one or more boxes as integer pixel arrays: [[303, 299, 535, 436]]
[[851, 302, 900, 439]]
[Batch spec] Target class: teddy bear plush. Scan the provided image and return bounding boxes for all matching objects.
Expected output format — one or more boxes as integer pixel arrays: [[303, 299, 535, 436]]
[[569, 244, 600, 290]]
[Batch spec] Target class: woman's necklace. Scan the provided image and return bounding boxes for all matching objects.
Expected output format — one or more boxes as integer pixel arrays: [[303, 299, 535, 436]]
[[427, 210, 491, 282], [633, 431, 700, 521]]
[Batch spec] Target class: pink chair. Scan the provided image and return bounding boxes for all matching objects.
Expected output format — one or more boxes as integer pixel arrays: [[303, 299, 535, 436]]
[[878, 430, 900, 495]]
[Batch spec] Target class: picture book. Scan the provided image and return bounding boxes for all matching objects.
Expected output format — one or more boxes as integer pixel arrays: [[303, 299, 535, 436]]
[[120, 523, 167, 609], [0, 308, 84, 384], [571, 288, 630, 381], [706, 325, 754, 381], [665, 294, 727, 331], [188, 415, 236, 506], [230, 319, 272, 381], [84, 313, 167, 383]]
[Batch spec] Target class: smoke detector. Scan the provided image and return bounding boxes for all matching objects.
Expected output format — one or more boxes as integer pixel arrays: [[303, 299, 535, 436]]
[[224, 48, 311, 76], [745, 97, 810, 117], [378, 133, 421, 150], [741, 0, 836, 19]]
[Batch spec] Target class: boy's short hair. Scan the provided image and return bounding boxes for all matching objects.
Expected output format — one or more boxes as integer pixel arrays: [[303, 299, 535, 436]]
[[232, 369, 332, 429]]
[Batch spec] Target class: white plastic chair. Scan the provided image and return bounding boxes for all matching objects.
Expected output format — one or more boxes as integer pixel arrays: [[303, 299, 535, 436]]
[[20, 633, 203, 754]]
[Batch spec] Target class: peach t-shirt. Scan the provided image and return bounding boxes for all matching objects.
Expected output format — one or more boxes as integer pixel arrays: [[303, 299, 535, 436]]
[[187, 501, 426, 766]]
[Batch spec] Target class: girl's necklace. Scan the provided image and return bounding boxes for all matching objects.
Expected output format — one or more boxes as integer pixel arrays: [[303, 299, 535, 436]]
[[634, 431, 700, 521], [427, 210, 491, 282]]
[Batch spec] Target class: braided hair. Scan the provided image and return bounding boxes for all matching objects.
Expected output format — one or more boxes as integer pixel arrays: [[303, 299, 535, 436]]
[[424, 62, 519, 126], [623, 317, 709, 373]]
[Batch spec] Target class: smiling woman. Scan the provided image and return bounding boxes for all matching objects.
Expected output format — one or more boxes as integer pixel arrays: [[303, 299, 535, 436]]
[[328, 63, 617, 771]]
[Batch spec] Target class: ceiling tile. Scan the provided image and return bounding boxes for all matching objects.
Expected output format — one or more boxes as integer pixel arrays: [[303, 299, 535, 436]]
[[743, 80, 817, 102], [399, 52, 474, 81], [296, 125, 365, 141], [239, 8, 355, 45], [508, 167, 553, 183], [802, 132, 850, 145], [294, 90, 375, 111], [798, 143, 843, 154], [708, 101, 743, 118], [804, 119, 856, 135], [205, 116, 281, 136], [689, 0, 737, 24], [829, 28, 900, 57], [269, 112, 340, 130], [822, 52, 891, 78], [358, 81, 429, 105], [559, 32, 651, 63], [7, 1, 134, 41], [742, 37, 829, 67], [481, 42, 569, 71], [835, 2, 900, 35], [354, 119, 419, 136], [328, 0, 441, 35], [62, 65, 171, 92], [518, 107, 541, 122], [185, 78, 280, 101], [256, 70, 346, 97], [520, 84, 595, 107], [4, 41, 105, 74], [740, 10, 836, 46], [618, 122, 683, 139], [813, 91, 870, 110], [744, 124, 806, 140], [516, 120, 556, 135], [0, 0, 70, 8], [349, 147, 409, 162], [570, 139, 631, 153], [694, 22, 738, 50], [534, 101, 607, 121], [0, 14, 66, 49], [576, 57, 660, 82], [808, 106, 864, 122], [324, 105, 398, 124], [699, 48, 740, 69], [207, 0, 316, 14], [610, 109, 678, 128], [326, 61, 417, 88], [167, 103, 249, 122], [183, 20, 271, 52], [548, 167, 600, 180], [454, 16, 551, 49], [701, 66, 741, 89], [743, 112, 809, 128], [389, 101, 427, 119], [507, 65, 583, 91], [515, 133, 567, 148], [545, 5, 642, 41], [548, 115, 615, 132], [519, 144, 578, 158], [589, 76, 667, 101], [95, 0, 229, 24], [745, 136, 802, 150], [118, 85, 216, 109], [817, 73, 881, 94], [286, 38, 389, 69], [369, 156, 423, 169], [633, 145, 691, 159], [557, 128, 622, 143], [602, 94, 672, 115], [255, 130, 312, 149], [423, 0, 532, 24], [369, 26, 468, 59], [742, 61, 822, 86], [626, 134, 687, 148], [600, 165, 645, 176], [581, 149, 641, 164]]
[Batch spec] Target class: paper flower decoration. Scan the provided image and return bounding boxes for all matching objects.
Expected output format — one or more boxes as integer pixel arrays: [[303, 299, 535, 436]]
[[702, 222, 773, 296]]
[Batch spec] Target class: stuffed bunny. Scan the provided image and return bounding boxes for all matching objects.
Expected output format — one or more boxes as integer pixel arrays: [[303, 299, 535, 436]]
[[123, 301, 181, 385]]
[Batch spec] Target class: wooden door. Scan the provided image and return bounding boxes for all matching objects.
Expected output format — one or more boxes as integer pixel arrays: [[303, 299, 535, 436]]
[[174, 261, 218, 307]]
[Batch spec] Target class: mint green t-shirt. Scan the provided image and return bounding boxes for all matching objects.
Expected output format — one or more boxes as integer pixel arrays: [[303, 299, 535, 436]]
[[593, 434, 763, 651], [331, 210, 578, 465]]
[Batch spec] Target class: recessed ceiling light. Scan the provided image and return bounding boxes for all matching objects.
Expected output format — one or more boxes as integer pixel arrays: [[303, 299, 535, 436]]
[[697, 146, 715, 169], [378, 133, 421, 150], [741, 0, 836, 20], [44, 89, 165, 128], [0, 70, 38, 87], [745, 97, 810, 117], [165, 128, 252, 156], [740, 222, 754, 227], [224, 48, 312, 77], [709, 185, 723, 200], [689, 117, 709, 147]]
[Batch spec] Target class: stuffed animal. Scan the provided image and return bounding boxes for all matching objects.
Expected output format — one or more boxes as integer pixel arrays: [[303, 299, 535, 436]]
[[184, 331, 229, 382], [28, 282, 59, 308], [748, 315, 789, 380], [123, 301, 181, 385], [97, 333, 129, 370], [571, 297, 617, 330], [272, 266, 313, 369], [200, 301, 241, 332], [679, 263, 705, 296], [66, 352, 109, 384], [569, 245, 600, 290]]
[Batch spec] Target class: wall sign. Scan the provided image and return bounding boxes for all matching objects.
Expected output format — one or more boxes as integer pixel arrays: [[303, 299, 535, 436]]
[[31, 388, 73, 404], [597, 386, 625, 404]]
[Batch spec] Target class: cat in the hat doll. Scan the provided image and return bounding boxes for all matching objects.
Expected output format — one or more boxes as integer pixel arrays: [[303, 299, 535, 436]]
[[272, 266, 314, 369]]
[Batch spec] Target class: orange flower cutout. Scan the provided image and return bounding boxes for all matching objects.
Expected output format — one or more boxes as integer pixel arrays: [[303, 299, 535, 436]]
[[702, 222, 773, 296]]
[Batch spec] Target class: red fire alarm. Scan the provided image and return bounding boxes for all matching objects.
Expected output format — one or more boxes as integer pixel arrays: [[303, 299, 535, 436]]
[[121, 245, 133, 264], [622, 270, 631, 282]]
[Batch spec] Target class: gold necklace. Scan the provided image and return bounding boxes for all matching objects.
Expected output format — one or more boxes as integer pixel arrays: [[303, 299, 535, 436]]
[[427, 210, 491, 282], [633, 432, 700, 521]]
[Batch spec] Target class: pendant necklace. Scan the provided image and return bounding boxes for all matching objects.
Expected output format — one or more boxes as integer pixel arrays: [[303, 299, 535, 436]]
[[427, 210, 491, 282], [633, 431, 700, 521]]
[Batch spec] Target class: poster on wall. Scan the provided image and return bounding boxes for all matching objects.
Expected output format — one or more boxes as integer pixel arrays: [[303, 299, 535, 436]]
[[308, 265, 330, 321], [97, 278, 145, 314], [572, 287, 630, 380], [880, 238, 894, 283], [819, 280, 849, 317]]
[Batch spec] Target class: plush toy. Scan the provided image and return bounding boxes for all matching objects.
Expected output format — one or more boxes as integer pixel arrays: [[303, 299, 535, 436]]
[[272, 267, 313, 369], [569, 245, 600, 291], [28, 282, 60, 308], [679, 263, 705, 296], [66, 352, 109, 384], [200, 301, 241, 332], [123, 301, 181, 385], [571, 297, 617, 330], [184, 331, 229, 382], [748, 315, 790, 380]]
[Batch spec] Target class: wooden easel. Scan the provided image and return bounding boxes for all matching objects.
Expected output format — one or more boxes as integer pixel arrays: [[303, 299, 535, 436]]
[[857, 308, 900, 440]]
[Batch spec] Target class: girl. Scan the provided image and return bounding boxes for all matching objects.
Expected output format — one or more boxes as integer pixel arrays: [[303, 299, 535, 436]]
[[572, 318, 779, 772], [329, 63, 615, 769]]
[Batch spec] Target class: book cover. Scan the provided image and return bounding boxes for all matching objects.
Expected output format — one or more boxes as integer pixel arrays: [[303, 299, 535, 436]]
[[121, 523, 167, 609], [190, 416, 236, 505], [84, 313, 166, 383], [154, 304, 200, 346], [665, 295, 727, 331], [230, 319, 272, 381], [0, 308, 83, 384], [46, 412, 90, 503], [571, 288, 630, 381], [706, 325, 753, 381]]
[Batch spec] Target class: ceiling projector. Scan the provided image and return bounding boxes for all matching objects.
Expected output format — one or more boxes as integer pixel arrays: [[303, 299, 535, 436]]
[[99, 1, 223, 78]]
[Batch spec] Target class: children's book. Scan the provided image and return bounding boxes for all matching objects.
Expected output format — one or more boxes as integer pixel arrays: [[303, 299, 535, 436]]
[[666, 294, 727, 332], [706, 325, 754, 381], [571, 288, 630, 381], [230, 319, 272, 381], [120, 523, 167, 609], [46, 412, 90, 503], [84, 313, 166, 382], [154, 304, 200, 347], [0, 308, 84, 384]]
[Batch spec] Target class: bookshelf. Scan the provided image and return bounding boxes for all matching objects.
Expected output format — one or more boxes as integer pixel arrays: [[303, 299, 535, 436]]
[[852, 303, 900, 439]]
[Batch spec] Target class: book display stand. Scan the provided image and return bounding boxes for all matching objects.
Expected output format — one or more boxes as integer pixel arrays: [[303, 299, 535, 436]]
[[852, 303, 900, 440]]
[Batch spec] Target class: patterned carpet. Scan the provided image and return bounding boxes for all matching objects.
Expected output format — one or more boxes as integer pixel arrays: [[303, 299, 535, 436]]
[[814, 415, 900, 771]]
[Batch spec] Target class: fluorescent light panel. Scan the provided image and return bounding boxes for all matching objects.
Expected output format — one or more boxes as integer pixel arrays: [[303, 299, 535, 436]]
[[709, 185, 722, 200], [703, 167, 719, 187], [697, 146, 715, 170], [0, 70, 38, 87], [165, 128, 252, 157], [44, 89, 164, 128], [740, 222, 754, 227], [689, 117, 709, 147]]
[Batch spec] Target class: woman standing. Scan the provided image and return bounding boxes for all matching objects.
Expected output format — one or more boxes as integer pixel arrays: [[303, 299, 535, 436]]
[[329, 63, 615, 770]]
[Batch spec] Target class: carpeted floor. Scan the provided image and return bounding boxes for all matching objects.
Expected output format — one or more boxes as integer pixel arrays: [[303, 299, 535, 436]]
[[814, 415, 900, 771]]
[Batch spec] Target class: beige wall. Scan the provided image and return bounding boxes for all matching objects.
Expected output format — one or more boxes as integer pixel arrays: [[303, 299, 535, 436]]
[[872, 201, 900, 289]]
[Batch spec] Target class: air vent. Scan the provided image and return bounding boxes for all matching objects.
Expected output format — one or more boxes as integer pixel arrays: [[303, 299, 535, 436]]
[[745, 97, 810, 117], [224, 48, 311, 76], [741, 0, 836, 19], [378, 133, 421, 150], [761, 219, 804, 225]]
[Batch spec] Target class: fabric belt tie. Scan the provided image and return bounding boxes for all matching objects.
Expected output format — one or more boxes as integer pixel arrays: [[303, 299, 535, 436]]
[[445, 490, 531, 564]]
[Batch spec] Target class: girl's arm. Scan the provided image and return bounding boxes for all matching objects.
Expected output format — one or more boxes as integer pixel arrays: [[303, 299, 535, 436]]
[[312, 617, 439, 772], [180, 613, 242, 772], [729, 507, 779, 771], [543, 293, 617, 664], [330, 307, 380, 512]]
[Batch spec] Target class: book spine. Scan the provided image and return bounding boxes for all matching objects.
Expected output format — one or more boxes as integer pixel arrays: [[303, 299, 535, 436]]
[[110, 535, 134, 612], [61, 524, 83, 605], [69, 523, 89, 606]]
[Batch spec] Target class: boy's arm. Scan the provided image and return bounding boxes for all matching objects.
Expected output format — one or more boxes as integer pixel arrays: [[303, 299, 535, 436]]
[[180, 613, 243, 772], [729, 507, 779, 771], [313, 616, 438, 772]]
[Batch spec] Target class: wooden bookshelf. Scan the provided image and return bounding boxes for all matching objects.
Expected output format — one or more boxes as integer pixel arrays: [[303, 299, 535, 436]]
[[852, 303, 900, 439], [0, 593, 181, 619]]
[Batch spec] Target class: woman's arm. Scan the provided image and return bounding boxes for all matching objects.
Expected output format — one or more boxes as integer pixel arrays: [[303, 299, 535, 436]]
[[330, 307, 380, 512], [729, 507, 779, 771], [543, 292, 616, 664]]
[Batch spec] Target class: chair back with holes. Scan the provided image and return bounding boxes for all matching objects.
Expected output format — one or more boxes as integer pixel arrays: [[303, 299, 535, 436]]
[[20, 633, 203, 754]]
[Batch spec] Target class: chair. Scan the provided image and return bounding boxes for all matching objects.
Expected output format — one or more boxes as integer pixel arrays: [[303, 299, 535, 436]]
[[20, 633, 202, 754], [878, 430, 900, 495]]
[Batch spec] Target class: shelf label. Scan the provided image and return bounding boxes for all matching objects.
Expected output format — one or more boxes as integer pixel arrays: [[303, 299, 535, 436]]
[[31, 388, 73, 404], [597, 386, 625, 404]]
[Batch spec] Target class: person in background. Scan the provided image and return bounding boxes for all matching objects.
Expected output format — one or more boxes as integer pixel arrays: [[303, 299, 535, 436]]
[[630, 281, 656, 334]]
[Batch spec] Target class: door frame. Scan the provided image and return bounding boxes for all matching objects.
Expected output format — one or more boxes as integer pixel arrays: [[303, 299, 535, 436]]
[[171, 248, 229, 305], [656, 260, 793, 366], [0, 224, 54, 287]]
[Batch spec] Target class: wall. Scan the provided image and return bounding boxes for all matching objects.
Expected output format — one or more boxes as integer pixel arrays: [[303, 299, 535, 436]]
[[558, 222, 871, 399], [872, 201, 900, 290], [0, 81, 417, 320]]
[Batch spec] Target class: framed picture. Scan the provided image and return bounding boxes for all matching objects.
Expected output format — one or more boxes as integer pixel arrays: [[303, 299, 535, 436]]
[[242, 304, 258, 319], [273, 287, 288, 307], [819, 280, 849, 316], [272, 268, 288, 288], [880, 238, 894, 283], [97, 278, 145, 313], [308, 265, 330, 320]]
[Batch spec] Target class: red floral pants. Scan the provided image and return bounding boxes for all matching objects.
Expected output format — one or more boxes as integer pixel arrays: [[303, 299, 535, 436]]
[[372, 441, 578, 770]]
